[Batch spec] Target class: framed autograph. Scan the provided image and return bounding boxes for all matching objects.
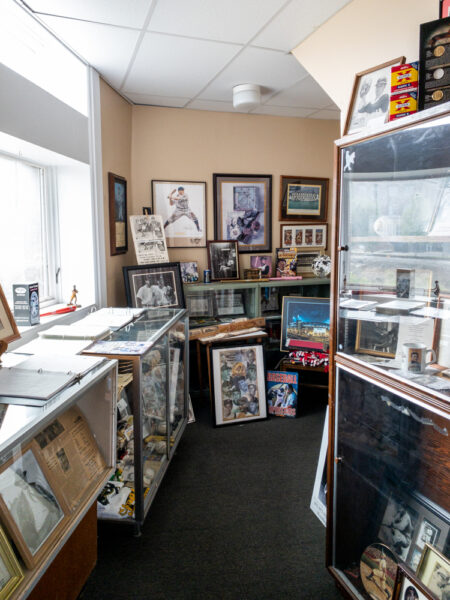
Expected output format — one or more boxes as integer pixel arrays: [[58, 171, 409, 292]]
[[108, 172, 128, 255], [279, 175, 328, 222]]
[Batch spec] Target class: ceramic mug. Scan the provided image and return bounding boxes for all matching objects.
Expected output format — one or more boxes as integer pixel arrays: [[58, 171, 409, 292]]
[[401, 342, 436, 373]]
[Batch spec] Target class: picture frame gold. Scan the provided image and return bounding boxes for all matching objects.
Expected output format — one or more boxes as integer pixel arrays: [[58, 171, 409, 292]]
[[0, 526, 23, 600], [0, 284, 20, 356], [416, 543, 450, 599]]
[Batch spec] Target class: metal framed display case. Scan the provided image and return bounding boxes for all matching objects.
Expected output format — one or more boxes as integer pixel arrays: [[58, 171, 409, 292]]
[[328, 104, 450, 599], [0, 358, 117, 599], [84, 308, 188, 534]]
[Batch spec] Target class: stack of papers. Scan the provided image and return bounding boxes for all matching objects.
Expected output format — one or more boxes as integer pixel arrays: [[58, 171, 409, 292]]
[[39, 324, 110, 340], [12, 337, 94, 356]]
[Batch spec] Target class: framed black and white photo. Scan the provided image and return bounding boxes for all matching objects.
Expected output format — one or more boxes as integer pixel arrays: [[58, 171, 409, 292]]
[[108, 172, 128, 255], [356, 320, 400, 358], [207, 240, 240, 281], [186, 292, 214, 318], [180, 261, 199, 284], [378, 496, 419, 561], [152, 180, 206, 248], [213, 173, 272, 253], [396, 269, 415, 299], [123, 263, 185, 309]]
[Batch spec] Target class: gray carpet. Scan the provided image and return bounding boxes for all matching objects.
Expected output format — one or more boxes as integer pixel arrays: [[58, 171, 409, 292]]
[[80, 397, 343, 600]]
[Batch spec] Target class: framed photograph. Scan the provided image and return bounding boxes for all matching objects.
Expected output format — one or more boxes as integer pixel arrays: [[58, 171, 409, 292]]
[[214, 290, 245, 317], [210, 344, 267, 426], [0, 526, 23, 599], [0, 284, 20, 347], [441, 0, 450, 17], [108, 172, 128, 255], [378, 496, 419, 561], [344, 57, 405, 135], [250, 255, 272, 278], [243, 268, 260, 280], [129, 215, 169, 265], [142, 206, 152, 215], [0, 444, 68, 569], [123, 263, 185, 309], [213, 173, 272, 253], [279, 175, 328, 222], [296, 249, 322, 276], [417, 544, 450, 599], [280, 224, 327, 249], [180, 261, 199, 284], [280, 296, 330, 353], [310, 406, 328, 526], [152, 180, 206, 248], [396, 269, 415, 299], [394, 565, 434, 600], [355, 320, 400, 358], [266, 370, 298, 418], [207, 240, 240, 281], [186, 293, 214, 318], [433, 295, 450, 368]]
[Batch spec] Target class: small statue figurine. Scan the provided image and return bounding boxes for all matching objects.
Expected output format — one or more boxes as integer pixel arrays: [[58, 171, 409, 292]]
[[67, 285, 80, 307], [431, 280, 440, 306]]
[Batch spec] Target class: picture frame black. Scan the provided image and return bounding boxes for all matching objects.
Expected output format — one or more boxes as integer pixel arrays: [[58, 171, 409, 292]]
[[393, 564, 434, 600], [123, 262, 185, 309], [108, 172, 128, 256], [207, 240, 240, 281], [213, 173, 272, 253], [279, 175, 329, 222], [280, 296, 330, 353], [419, 17, 450, 110]]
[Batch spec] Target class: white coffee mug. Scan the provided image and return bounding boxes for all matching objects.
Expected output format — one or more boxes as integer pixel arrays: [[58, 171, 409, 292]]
[[402, 343, 436, 373]]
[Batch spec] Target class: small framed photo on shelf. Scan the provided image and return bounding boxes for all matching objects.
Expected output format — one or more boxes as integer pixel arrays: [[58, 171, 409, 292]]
[[123, 262, 185, 309], [279, 175, 328, 222], [214, 289, 245, 317], [207, 240, 240, 281], [180, 261, 199, 283], [142, 206, 152, 215], [416, 544, 450, 599], [280, 296, 330, 353], [396, 269, 415, 298], [108, 172, 128, 255], [213, 173, 272, 253], [210, 344, 267, 426], [151, 180, 206, 248], [0, 526, 23, 598], [355, 320, 399, 358], [250, 255, 272, 278], [280, 224, 327, 249], [394, 564, 434, 600], [433, 294, 450, 368], [296, 250, 322, 276], [0, 284, 20, 347], [344, 57, 405, 136], [275, 247, 297, 277]]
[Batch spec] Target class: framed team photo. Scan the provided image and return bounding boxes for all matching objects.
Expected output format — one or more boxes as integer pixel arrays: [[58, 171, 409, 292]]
[[279, 175, 328, 222], [152, 180, 206, 248], [123, 263, 185, 309]]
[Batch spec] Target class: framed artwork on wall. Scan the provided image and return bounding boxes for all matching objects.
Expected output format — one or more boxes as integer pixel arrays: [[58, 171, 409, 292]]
[[207, 240, 240, 281], [280, 224, 327, 249], [123, 263, 185, 309], [108, 172, 128, 255], [213, 173, 272, 253], [279, 175, 328, 222]]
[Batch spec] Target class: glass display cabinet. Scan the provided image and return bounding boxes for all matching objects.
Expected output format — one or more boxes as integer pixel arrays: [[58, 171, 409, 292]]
[[328, 105, 450, 599], [83, 308, 188, 534]]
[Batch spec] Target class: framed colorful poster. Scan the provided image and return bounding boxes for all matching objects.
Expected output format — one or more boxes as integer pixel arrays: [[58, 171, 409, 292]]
[[279, 175, 328, 222], [280, 296, 330, 352], [108, 172, 128, 255], [210, 344, 267, 426], [250, 255, 272, 277], [213, 173, 272, 253], [152, 180, 206, 248], [266, 370, 298, 417], [280, 224, 327, 249]]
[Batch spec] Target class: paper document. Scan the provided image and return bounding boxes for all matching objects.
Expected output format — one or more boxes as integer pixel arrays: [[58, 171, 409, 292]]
[[39, 324, 110, 340], [12, 337, 93, 356], [15, 354, 105, 377], [0, 367, 76, 400]]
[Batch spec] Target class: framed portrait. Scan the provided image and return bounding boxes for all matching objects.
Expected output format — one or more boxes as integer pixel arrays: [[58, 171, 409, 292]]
[[396, 269, 415, 299], [213, 173, 272, 253], [441, 0, 450, 17], [266, 370, 298, 418], [0, 285, 20, 347], [108, 172, 128, 255], [0, 526, 23, 599], [152, 180, 206, 248], [123, 263, 185, 309], [344, 57, 405, 136], [419, 17, 450, 110], [416, 544, 450, 600], [279, 175, 328, 222], [296, 250, 322, 276], [280, 296, 330, 353], [0, 444, 68, 569], [394, 565, 434, 600], [207, 240, 240, 281], [210, 344, 267, 426], [250, 255, 272, 278], [280, 224, 327, 249], [180, 261, 199, 284], [214, 290, 245, 317], [186, 292, 214, 318], [355, 320, 399, 358]]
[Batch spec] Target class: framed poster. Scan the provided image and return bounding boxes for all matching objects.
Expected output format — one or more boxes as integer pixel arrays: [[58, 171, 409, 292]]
[[108, 172, 128, 255], [0, 284, 20, 348], [207, 240, 240, 281], [279, 175, 328, 222], [213, 173, 272, 253], [280, 224, 327, 249], [280, 296, 330, 353], [123, 263, 185, 309], [152, 180, 206, 248], [210, 344, 267, 426], [266, 370, 298, 418]]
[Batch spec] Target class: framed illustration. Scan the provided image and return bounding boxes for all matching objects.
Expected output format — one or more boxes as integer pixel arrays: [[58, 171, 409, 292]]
[[0, 284, 20, 348], [280, 296, 330, 353], [0, 526, 23, 599], [180, 261, 199, 283], [296, 249, 322, 276], [186, 293, 214, 318], [210, 344, 267, 426], [213, 173, 272, 253], [280, 224, 327, 249], [250, 255, 272, 278], [207, 240, 240, 281], [344, 57, 405, 135], [355, 320, 399, 358], [416, 544, 450, 599], [214, 290, 245, 317], [129, 215, 169, 265], [441, 0, 450, 17], [152, 180, 206, 248], [394, 565, 434, 600], [279, 175, 328, 222], [123, 263, 185, 309], [108, 172, 128, 255], [0, 444, 68, 569]]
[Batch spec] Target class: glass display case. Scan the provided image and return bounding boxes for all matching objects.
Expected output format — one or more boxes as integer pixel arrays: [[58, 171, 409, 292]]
[[83, 308, 188, 533], [328, 105, 450, 600]]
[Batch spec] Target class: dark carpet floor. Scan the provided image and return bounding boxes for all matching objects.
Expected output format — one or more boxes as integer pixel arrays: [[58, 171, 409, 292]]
[[79, 396, 342, 600]]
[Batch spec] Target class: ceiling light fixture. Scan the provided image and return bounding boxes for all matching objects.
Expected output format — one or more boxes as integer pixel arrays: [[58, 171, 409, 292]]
[[232, 84, 261, 111]]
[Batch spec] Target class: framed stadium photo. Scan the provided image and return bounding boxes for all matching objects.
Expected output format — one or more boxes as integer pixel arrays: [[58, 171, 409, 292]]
[[280, 296, 330, 352], [152, 180, 206, 248]]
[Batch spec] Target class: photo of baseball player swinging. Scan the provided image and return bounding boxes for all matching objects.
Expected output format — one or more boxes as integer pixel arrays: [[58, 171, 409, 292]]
[[152, 180, 206, 248]]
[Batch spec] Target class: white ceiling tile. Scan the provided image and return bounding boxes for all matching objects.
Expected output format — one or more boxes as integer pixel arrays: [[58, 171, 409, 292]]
[[148, 0, 287, 44], [186, 99, 237, 113], [40, 15, 139, 88], [251, 105, 315, 118], [124, 33, 241, 97], [126, 93, 190, 107], [308, 109, 341, 120], [266, 77, 335, 109], [198, 47, 307, 102], [253, 0, 352, 51], [27, 0, 152, 29]]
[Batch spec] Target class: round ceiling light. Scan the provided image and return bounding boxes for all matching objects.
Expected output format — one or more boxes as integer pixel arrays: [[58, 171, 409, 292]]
[[232, 84, 261, 110]]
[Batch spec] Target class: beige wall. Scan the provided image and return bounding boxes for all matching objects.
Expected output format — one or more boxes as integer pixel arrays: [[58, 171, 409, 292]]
[[131, 106, 339, 275], [292, 0, 437, 132], [100, 79, 132, 305]]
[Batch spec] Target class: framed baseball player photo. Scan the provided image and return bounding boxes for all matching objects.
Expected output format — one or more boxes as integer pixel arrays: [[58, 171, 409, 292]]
[[152, 180, 206, 248]]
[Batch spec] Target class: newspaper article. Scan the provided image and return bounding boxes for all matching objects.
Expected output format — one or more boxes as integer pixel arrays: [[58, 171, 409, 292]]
[[129, 215, 169, 265]]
